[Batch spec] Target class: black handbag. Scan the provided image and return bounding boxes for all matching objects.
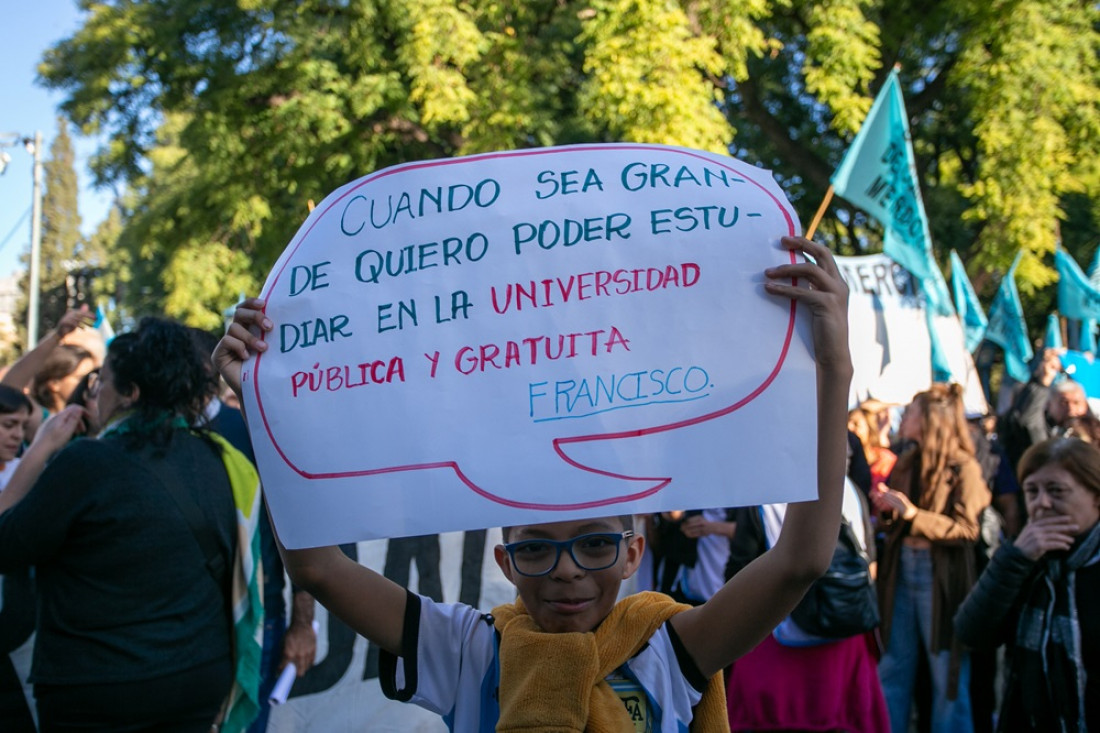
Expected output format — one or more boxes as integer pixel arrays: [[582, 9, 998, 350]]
[[789, 519, 879, 638]]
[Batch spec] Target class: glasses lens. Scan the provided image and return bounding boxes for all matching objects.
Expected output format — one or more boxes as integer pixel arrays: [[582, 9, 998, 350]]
[[507, 533, 626, 576], [510, 540, 557, 576], [572, 533, 621, 570]]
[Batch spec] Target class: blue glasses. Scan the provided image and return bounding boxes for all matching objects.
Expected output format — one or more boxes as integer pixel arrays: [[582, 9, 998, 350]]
[[502, 531, 635, 577]]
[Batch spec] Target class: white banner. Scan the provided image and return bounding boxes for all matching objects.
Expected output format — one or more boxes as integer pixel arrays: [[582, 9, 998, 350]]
[[245, 144, 819, 547], [838, 253, 987, 415], [267, 531, 513, 732]]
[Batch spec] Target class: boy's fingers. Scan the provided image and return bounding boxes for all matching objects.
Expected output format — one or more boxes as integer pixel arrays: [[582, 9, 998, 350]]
[[763, 280, 832, 307], [230, 297, 272, 329], [216, 336, 247, 363], [765, 262, 839, 292], [233, 307, 272, 332], [780, 236, 842, 278], [226, 321, 269, 351]]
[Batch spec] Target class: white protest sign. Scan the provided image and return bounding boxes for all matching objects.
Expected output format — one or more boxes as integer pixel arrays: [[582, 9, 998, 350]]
[[243, 144, 818, 547], [839, 253, 986, 415]]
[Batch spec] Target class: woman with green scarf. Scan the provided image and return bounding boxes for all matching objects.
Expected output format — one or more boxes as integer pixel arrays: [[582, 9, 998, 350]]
[[0, 317, 262, 732]]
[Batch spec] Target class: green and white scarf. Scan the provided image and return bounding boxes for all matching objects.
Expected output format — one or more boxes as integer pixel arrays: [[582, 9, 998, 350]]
[[209, 429, 265, 732]]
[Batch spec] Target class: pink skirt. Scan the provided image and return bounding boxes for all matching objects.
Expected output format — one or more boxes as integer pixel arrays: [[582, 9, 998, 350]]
[[726, 632, 889, 732]]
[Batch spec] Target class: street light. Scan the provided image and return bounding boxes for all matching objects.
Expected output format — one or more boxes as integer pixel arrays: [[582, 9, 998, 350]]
[[1, 131, 44, 349]]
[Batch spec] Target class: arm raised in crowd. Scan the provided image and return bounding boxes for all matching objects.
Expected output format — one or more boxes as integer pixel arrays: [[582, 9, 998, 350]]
[[213, 300, 409, 657], [0, 309, 95, 392], [669, 235, 853, 679]]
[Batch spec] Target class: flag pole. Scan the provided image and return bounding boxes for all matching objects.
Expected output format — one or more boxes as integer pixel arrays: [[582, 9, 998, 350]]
[[805, 184, 834, 239]]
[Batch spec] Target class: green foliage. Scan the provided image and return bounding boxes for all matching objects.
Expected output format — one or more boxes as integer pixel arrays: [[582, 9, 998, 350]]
[[577, 0, 730, 151], [801, 0, 879, 135], [37, 0, 1100, 334], [956, 0, 1100, 295], [162, 241, 257, 331]]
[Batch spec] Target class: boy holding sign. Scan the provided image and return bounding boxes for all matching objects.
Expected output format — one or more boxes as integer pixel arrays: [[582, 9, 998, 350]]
[[214, 235, 851, 731]]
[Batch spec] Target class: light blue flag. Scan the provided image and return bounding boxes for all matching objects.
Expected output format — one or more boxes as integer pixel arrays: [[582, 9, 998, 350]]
[[1055, 248, 1100, 321], [1081, 248, 1100, 353], [831, 68, 953, 380], [949, 250, 987, 353], [1044, 313, 1063, 350], [93, 305, 115, 346], [984, 251, 1033, 383], [1081, 318, 1097, 354], [1088, 247, 1100, 289]]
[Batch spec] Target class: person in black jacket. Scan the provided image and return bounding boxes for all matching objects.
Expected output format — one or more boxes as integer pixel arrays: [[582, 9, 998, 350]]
[[999, 349, 1089, 473], [0, 318, 241, 731], [955, 437, 1100, 732]]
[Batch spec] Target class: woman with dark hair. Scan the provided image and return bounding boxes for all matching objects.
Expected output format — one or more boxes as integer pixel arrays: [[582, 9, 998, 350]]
[[955, 437, 1100, 732], [872, 382, 991, 733], [0, 385, 31, 489], [0, 317, 263, 731]]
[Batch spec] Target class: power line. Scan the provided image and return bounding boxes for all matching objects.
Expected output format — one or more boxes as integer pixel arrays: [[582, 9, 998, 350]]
[[0, 206, 31, 254]]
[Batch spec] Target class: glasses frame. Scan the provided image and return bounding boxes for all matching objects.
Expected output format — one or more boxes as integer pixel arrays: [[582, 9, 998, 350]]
[[502, 530, 635, 578]]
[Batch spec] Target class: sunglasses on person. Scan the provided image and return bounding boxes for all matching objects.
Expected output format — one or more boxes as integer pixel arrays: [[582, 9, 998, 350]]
[[502, 530, 635, 577]]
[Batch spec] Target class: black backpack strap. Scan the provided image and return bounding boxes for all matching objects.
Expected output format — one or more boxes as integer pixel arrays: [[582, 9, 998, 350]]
[[379, 591, 424, 702], [839, 520, 866, 561], [143, 438, 228, 587]]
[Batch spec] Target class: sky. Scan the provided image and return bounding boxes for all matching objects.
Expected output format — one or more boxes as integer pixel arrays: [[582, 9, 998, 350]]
[[0, 0, 114, 280]]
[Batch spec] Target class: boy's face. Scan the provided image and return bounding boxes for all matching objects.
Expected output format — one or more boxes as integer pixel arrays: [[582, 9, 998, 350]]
[[0, 408, 29, 463], [493, 517, 643, 634]]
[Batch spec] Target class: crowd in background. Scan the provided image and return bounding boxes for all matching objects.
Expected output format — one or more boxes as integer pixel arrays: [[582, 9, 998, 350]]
[[644, 354, 1099, 732], [0, 308, 1096, 732]]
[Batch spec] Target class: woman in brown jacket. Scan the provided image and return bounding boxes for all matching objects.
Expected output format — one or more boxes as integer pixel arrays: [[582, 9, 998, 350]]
[[871, 382, 990, 733]]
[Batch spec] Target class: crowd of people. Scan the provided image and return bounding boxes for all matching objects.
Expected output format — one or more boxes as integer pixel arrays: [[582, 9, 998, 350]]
[[0, 311, 316, 732], [0, 234, 1095, 732], [643, 352, 1099, 732]]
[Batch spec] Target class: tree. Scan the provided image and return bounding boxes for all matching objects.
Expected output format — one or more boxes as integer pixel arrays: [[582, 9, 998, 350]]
[[38, 0, 1100, 330]]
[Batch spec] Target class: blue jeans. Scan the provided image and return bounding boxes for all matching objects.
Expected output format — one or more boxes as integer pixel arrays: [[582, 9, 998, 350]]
[[248, 613, 286, 733], [879, 545, 973, 733]]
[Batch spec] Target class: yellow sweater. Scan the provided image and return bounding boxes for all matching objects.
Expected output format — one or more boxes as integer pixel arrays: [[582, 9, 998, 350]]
[[492, 591, 729, 732]]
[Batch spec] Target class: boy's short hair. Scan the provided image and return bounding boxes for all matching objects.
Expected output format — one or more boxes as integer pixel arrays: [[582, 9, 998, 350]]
[[501, 514, 634, 543], [0, 385, 32, 416]]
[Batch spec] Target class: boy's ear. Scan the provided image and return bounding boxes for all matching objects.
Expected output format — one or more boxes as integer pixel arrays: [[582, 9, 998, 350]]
[[620, 534, 646, 580], [493, 544, 516, 584]]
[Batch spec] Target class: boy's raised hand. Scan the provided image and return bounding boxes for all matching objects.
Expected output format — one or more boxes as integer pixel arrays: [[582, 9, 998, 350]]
[[763, 236, 851, 374], [212, 296, 409, 657], [213, 297, 272, 397], [672, 236, 852, 679]]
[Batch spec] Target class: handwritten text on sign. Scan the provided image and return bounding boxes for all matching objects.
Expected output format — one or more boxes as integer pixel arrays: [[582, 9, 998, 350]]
[[243, 144, 818, 547]]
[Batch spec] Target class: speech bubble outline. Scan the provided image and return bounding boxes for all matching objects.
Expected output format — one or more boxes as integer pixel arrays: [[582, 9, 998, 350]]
[[247, 143, 798, 511]]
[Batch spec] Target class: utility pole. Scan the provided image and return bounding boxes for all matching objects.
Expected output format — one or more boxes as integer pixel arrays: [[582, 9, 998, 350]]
[[0, 130, 45, 349], [27, 130, 43, 348]]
